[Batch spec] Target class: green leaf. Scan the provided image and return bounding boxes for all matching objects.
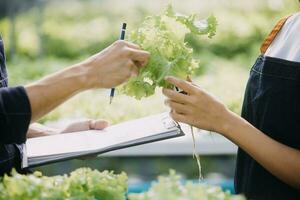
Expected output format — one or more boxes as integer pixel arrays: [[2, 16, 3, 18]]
[[0, 168, 128, 200], [128, 170, 246, 200], [118, 4, 217, 99]]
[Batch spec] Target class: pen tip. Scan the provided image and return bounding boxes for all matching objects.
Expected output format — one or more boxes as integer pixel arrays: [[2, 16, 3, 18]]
[[109, 96, 113, 104]]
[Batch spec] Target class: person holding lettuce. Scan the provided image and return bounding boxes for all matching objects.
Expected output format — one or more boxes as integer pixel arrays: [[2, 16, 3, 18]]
[[0, 38, 149, 176], [163, 11, 300, 200]]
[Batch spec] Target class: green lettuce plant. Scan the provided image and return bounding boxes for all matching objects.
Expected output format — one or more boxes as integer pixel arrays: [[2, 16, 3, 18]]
[[129, 170, 246, 200], [0, 168, 127, 200], [119, 5, 217, 99]]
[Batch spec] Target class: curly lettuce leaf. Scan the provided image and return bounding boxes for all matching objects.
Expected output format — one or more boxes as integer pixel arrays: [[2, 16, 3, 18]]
[[118, 4, 217, 99], [129, 170, 246, 200], [0, 168, 128, 200]]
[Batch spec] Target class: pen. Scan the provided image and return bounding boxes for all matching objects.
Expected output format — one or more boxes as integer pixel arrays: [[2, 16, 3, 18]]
[[110, 23, 127, 104]]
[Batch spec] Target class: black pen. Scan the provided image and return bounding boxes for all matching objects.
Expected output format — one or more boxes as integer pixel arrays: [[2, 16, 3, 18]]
[[110, 23, 127, 104]]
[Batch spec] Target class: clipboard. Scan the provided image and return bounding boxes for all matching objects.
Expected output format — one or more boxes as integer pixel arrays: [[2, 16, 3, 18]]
[[22, 112, 184, 168]]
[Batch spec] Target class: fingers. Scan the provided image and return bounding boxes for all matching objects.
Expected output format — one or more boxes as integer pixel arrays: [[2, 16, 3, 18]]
[[114, 40, 150, 67], [115, 40, 140, 50], [125, 53, 147, 78], [123, 41, 140, 50], [60, 119, 91, 133], [165, 99, 188, 114], [115, 40, 150, 66], [165, 76, 196, 94], [130, 64, 139, 77], [162, 88, 191, 104], [169, 110, 189, 124], [89, 120, 109, 130], [125, 60, 140, 77], [127, 48, 150, 65]]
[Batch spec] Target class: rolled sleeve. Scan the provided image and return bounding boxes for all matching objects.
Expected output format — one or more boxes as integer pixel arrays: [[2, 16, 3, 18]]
[[0, 86, 31, 144]]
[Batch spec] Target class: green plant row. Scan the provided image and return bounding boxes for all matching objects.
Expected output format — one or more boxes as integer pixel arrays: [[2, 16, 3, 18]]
[[0, 168, 245, 200]]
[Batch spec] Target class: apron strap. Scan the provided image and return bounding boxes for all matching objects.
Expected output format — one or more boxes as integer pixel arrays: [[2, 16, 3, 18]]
[[260, 15, 292, 54]]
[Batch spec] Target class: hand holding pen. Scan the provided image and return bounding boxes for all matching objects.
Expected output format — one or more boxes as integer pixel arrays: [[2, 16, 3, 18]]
[[110, 23, 127, 104], [108, 23, 150, 103], [82, 39, 149, 89]]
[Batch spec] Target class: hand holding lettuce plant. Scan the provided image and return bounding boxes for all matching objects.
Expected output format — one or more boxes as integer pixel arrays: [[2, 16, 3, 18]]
[[119, 3, 217, 181], [118, 4, 217, 99]]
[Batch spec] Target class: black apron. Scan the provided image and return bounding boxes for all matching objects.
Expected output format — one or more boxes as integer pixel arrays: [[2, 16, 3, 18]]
[[235, 16, 300, 200]]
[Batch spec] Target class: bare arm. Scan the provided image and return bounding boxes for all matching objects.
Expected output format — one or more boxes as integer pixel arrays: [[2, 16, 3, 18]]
[[27, 123, 58, 138], [27, 119, 109, 138], [26, 63, 88, 122], [162, 76, 300, 189], [224, 111, 300, 189], [26, 40, 149, 122]]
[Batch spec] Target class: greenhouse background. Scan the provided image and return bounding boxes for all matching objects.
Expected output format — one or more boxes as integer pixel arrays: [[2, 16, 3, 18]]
[[0, 0, 299, 194]]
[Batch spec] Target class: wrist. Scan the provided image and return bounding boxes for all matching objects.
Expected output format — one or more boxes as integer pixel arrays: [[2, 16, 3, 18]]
[[71, 62, 95, 90], [78, 56, 106, 89], [217, 108, 238, 136], [27, 124, 59, 138]]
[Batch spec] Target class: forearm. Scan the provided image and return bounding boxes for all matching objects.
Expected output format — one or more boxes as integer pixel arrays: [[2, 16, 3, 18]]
[[24, 40, 149, 123], [223, 111, 300, 189], [25, 63, 89, 122], [163, 76, 300, 189]]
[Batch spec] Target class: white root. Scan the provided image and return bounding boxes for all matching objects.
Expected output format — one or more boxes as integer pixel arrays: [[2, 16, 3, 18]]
[[191, 125, 202, 180]]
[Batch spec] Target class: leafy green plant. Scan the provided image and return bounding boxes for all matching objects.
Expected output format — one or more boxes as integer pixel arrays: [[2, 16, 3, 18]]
[[129, 170, 246, 200], [118, 5, 217, 99], [0, 168, 127, 200], [0, 168, 246, 200]]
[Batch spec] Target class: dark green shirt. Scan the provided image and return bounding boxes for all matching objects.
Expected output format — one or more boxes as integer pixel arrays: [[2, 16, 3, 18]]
[[0, 36, 31, 175]]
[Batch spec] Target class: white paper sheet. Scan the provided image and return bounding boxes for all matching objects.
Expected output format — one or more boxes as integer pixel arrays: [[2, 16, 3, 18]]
[[26, 113, 179, 159]]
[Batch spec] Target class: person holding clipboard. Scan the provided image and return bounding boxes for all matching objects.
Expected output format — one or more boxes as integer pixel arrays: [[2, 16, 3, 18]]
[[0, 24, 149, 176], [163, 11, 300, 200]]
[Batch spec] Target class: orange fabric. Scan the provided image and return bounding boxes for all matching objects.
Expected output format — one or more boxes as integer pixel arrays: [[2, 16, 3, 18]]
[[260, 15, 292, 54]]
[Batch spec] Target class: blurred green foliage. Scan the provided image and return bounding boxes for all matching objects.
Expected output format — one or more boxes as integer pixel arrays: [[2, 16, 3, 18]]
[[0, 0, 299, 123]]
